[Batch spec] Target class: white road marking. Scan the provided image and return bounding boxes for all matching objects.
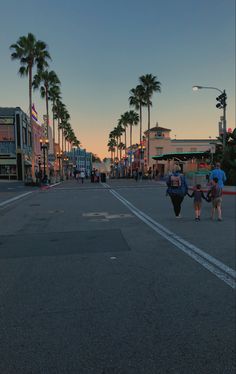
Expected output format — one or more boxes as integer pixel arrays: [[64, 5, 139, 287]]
[[103, 183, 236, 289], [0, 191, 33, 207]]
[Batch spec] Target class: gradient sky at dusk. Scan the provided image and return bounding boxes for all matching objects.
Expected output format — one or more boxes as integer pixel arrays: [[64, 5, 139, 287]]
[[0, 0, 235, 158]]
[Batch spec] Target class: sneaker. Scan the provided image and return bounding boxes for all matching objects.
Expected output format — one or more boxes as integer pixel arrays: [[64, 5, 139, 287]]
[[176, 215, 181, 218], [218, 218, 222, 221]]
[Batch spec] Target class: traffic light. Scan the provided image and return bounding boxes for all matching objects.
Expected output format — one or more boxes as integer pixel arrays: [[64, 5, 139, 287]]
[[216, 92, 227, 109]]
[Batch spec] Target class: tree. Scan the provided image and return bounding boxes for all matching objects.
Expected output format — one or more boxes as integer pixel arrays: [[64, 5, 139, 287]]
[[33, 69, 60, 175], [219, 129, 236, 185], [126, 110, 139, 148], [10, 32, 51, 179], [48, 84, 61, 155], [129, 85, 146, 144], [118, 112, 130, 151], [139, 74, 161, 165]]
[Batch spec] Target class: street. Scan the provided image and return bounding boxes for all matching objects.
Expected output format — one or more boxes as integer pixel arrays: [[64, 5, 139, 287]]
[[0, 179, 235, 374]]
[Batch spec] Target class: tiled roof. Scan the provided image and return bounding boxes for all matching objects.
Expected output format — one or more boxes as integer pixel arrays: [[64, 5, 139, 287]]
[[144, 126, 171, 133]]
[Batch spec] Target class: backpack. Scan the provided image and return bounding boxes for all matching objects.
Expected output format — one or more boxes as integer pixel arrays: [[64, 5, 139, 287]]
[[170, 175, 182, 188]]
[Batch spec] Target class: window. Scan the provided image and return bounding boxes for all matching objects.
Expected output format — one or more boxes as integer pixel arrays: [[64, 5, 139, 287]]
[[0, 124, 15, 141], [190, 147, 197, 152], [176, 148, 183, 153], [156, 147, 163, 155]]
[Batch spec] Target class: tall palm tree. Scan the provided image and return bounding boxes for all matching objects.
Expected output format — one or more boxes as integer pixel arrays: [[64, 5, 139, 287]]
[[48, 84, 61, 156], [118, 112, 130, 151], [33, 70, 60, 141], [139, 74, 161, 165], [107, 138, 116, 162], [127, 110, 139, 148], [129, 85, 146, 144], [33, 69, 60, 176], [10, 32, 51, 179]]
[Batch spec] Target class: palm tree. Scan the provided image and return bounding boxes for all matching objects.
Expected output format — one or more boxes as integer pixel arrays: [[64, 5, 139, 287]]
[[10, 32, 51, 179], [118, 112, 130, 151], [33, 69, 60, 176], [48, 84, 61, 156], [107, 138, 116, 162], [139, 74, 161, 165], [127, 110, 139, 148], [33, 70, 60, 141], [129, 85, 146, 144]]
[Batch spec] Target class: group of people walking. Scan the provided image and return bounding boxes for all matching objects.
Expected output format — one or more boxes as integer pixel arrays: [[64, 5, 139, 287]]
[[166, 163, 226, 221]]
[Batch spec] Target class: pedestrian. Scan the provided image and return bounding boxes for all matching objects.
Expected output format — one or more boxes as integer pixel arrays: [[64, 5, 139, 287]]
[[166, 164, 188, 218], [134, 168, 138, 182], [80, 170, 85, 184], [207, 177, 223, 221], [138, 169, 143, 181], [209, 162, 226, 189], [187, 184, 207, 221]]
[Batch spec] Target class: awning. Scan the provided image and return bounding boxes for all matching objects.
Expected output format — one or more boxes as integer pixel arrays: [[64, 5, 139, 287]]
[[0, 159, 16, 165], [152, 151, 210, 161]]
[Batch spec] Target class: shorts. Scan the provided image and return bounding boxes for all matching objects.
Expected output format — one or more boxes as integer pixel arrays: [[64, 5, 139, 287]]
[[194, 202, 201, 210], [212, 197, 222, 208]]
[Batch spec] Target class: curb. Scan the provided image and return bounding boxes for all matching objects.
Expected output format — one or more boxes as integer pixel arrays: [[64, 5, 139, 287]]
[[189, 187, 236, 196]]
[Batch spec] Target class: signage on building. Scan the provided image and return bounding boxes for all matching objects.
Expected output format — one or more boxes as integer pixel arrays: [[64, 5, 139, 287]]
[[0, 118, 14, 124]]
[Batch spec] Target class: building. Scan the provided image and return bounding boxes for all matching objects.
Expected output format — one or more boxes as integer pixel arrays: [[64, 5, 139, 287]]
[[144, 124, 217, 175], [0, 106, 45, 181], [69, 148, 92, 176]]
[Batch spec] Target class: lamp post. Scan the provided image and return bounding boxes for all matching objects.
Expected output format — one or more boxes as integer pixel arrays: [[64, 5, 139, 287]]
[[40, 138, 49, 182], [192, 85, 227, 149], [56, 151, 63, 181]]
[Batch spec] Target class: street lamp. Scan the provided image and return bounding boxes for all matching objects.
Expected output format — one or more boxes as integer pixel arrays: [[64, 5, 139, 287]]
[[40, 138, 49, 182], [192, 85, 227, 149], [56, 151, 63, 181]]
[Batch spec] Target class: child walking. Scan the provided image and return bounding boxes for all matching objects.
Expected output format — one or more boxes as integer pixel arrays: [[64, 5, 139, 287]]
[[207, 177, 223, 221], [187, 184, 206, 221]]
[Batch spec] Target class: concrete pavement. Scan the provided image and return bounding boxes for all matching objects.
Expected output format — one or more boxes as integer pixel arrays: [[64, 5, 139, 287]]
[[0, 178, 235, 373]]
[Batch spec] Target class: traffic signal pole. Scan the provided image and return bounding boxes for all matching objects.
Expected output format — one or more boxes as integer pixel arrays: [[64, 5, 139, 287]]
[[192, 85, 227, 149]]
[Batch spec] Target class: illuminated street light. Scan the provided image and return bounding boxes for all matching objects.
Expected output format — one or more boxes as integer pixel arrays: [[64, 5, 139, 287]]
[[192, 85, 227, 148]]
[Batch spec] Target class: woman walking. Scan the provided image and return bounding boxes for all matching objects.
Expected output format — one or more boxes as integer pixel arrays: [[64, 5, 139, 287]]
[[166, 164, 188, 218]]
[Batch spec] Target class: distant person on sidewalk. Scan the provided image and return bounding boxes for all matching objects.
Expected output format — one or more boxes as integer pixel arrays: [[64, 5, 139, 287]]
[[187, 184, 207, 221], [166, 164, 188, 218], [210, 162, 226, 189], [80, 170, 85, 184], [207, 177, 223, 221]]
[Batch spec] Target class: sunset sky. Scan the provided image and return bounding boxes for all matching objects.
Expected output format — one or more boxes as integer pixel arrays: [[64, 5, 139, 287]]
[[0, 0, 235, 159]]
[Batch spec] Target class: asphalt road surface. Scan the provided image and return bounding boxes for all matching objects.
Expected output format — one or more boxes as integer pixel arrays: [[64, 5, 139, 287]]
[[0, 179, 235, 374]]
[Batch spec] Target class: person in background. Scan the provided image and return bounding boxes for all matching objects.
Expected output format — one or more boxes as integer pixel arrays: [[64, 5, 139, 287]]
[[166, 164, 188, 218], [80, 169, 85, 184], [187, 184, 207, 221], [210, 162, 226, 189], [207, 177, 223, 221]]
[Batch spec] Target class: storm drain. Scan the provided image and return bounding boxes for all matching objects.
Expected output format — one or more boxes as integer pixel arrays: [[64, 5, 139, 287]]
[[0, 229, 130, 259]]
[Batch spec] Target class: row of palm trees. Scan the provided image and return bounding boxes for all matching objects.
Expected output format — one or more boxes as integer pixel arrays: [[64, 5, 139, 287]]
[[10, 32, 80, 177], [108, 74, 161, 166]]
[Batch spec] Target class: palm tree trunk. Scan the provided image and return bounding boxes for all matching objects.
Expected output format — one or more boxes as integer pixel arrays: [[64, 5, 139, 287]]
[[139, 105, 142, 144], [46, 86, 49, 177], [52, 99, 55, 156], [147, 103, 150, 166], [29, 65, 35, 180]]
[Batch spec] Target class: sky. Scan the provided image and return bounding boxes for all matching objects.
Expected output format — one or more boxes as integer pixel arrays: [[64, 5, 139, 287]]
[[0, 0, 235, 159]]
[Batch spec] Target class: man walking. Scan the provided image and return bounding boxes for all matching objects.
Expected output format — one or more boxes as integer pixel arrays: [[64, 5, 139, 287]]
[[210, 162, 226, 189]]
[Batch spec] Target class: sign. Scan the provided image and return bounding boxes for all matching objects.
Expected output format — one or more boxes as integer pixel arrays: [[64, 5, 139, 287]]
[[0, 117, 14, 125]]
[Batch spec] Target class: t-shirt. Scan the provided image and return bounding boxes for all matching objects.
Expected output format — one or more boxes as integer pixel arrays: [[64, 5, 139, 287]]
[[210, 169, 226, 188]]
